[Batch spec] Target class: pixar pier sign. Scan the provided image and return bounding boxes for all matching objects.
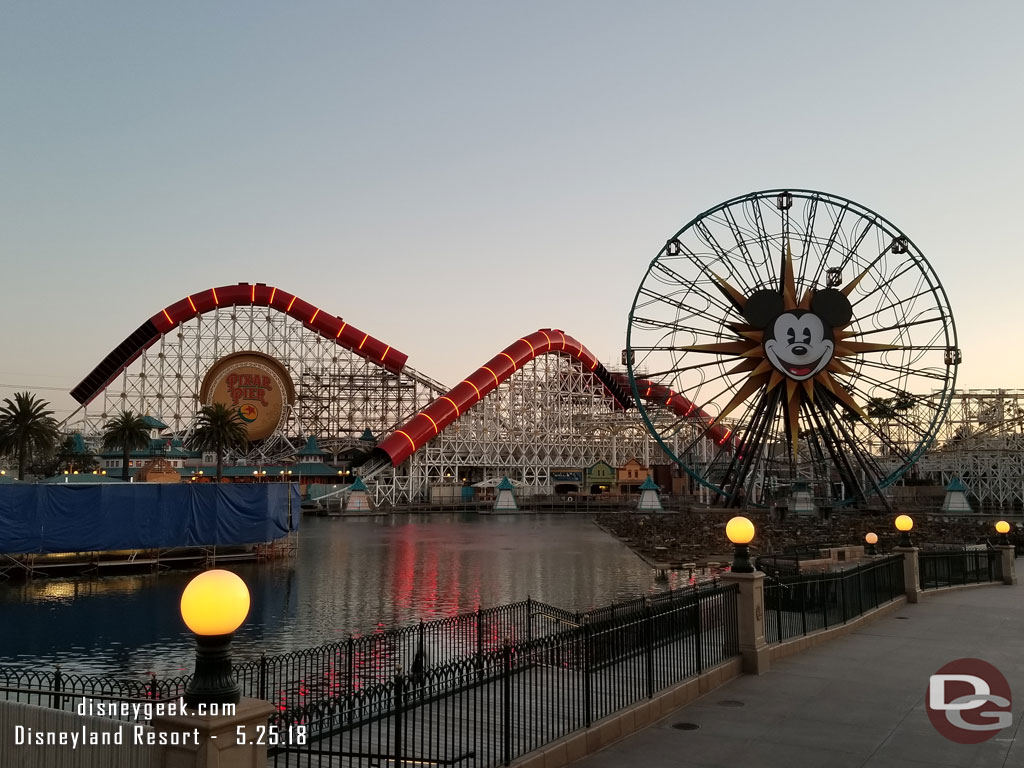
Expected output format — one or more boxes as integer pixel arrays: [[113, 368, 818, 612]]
[[199, 351, 296, 441]]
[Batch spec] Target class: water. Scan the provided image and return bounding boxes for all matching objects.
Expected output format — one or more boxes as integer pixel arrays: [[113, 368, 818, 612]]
[[0, 513, 684, 677]]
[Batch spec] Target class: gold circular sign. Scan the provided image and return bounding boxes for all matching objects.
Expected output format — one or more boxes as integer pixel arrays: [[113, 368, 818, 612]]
[[199, 352, 295, 441]]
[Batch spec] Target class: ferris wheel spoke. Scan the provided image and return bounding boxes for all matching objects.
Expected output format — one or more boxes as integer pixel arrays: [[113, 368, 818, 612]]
[[720, 207, 770, 290], [807, 202, 851, 288], [644, 265, 738, 318], [846, 356, 948, 384], [794, 195, 819, 289], [803, 400, 864, 502], [848, 289, 948, 327], [639, 358, 741, 381]]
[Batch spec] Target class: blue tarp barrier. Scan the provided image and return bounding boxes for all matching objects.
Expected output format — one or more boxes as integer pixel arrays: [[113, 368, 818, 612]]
[[0, 484, 300, 554]]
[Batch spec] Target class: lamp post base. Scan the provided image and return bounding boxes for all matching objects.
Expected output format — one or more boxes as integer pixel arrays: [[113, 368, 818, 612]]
[[185, 633, 241, 707], [730, 543, 754, 573]]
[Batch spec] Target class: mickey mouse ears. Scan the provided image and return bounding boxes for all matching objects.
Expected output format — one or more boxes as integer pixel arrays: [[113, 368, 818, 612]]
[[742, 287, 852, 328]]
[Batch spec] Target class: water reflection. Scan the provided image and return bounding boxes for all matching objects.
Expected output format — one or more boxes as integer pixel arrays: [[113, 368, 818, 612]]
[[0, 513, 683, 677]]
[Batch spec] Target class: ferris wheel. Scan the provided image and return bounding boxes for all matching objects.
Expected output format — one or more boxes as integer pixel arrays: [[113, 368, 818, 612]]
[[626, 189, 959, 507]]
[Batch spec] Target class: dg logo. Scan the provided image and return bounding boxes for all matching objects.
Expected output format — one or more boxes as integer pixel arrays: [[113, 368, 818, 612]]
[[927, 658, 1012, 743]]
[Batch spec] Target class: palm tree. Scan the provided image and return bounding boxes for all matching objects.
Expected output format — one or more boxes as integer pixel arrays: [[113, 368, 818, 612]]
[[0, 391, 60, 480], [186, 404, 248, 481], [102, 411, 151, 481]]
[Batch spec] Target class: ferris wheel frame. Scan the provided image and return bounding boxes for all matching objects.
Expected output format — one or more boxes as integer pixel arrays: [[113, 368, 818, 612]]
[[625, 188, 960, 507]]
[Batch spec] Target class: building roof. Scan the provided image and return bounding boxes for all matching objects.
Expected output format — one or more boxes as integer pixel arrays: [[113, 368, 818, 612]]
[[143, 415, 169, 430], [947, 476, 968, 492], [639, 476, 660, 492], [98, 437, 199, 460], [295, 436, 329, 457], [497, 476, 516, 491], [350, 476, 369, 492]]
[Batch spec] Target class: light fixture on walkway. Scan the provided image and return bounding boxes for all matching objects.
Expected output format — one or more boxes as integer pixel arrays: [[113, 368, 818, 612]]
[[894, 515, 913, 548], [726, 516, 755, 573], [996, 520, 1011, 546], [180, 569, 250, 706], [864, 532, 878, 556]]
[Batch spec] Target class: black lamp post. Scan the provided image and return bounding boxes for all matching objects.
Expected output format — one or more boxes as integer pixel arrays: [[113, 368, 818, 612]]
[[180, 569, 251, 706], [726, 516, 756, 573], [894, 515, 914, 548], [864, 532, 878, 556], [996, 520, 1011, 546]]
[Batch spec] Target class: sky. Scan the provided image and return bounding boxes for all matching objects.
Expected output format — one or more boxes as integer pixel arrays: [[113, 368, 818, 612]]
[[2, 1, 1022, 420]]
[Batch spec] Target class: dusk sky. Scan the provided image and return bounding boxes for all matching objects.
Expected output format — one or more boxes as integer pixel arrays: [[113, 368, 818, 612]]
[[1, 2, 1021, 419]]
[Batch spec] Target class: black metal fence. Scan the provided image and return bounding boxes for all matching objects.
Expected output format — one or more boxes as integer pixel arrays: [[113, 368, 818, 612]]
[[0, 665, 190, 720], [763, 555, 905, 644], [268, 582, 739, 767], [919, 548, 1003, 590], [0, 584, 725, 718]]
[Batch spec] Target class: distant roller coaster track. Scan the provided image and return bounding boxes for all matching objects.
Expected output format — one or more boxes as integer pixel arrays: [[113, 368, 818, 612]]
[[70, 282, 411, 407], [374, 329, 634, 466], [72, 283, 735, 468]]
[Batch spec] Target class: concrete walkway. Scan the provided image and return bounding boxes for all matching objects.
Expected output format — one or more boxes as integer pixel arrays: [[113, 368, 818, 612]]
[[570, 581, 1024, 768]]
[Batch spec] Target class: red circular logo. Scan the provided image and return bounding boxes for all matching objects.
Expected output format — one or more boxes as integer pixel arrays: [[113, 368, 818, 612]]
[[926, 658, 1012, 743]]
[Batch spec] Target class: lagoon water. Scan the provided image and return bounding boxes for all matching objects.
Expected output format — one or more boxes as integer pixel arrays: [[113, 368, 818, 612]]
[[0, 513, 682, 677]]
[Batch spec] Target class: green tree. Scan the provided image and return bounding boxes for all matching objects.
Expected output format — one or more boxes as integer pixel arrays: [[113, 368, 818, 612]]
[[185, 404, 248, 481], [31, 434, 100, 478], [0, 392, 60, 480], [102, 411, 151, 481]]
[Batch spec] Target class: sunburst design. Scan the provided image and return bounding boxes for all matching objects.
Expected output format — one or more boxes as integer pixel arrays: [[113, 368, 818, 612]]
[[681, 244, 897, 457]]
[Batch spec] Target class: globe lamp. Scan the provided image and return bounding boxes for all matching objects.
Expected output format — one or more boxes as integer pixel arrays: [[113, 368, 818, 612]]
[[180, 569, 250, 706], [726, 516, 755, 573], [864, 532, 878, 556], [894, 514, 914, 548], [996, 520, 1011, 545]]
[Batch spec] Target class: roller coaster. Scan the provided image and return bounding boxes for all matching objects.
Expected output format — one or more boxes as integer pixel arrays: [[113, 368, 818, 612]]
[[63, 281, 1024, 512], [66, 283, 728, 505]]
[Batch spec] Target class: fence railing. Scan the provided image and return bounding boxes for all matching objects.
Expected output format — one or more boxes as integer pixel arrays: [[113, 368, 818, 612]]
[[0, 583, 724, 717], [763, 555, 905, 644], [919, 548, 1003, 590], [0, 666, 189, 719], [267, 582, 740, 767]]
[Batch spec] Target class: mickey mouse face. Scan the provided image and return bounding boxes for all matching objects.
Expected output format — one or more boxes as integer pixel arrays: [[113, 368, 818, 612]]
[[764, 312, 833, 381], [743, 287, 853, 383]]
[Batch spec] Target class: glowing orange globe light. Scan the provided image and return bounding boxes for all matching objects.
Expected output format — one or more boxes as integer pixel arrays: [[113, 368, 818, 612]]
[[996, 520, 1011, 535], [894, 515, 913, 532], [180, 570, 250, 636], [726, 516, 755, 545], [865, 532, 878, 545]]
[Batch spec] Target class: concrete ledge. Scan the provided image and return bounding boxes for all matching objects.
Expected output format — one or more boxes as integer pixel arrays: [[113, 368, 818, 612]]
[[768, 596, 907, 664], [512, 656, 742, 768]]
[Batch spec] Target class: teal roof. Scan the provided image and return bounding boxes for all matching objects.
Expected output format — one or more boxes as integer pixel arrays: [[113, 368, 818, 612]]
[[947, 476, 968, 492], [98, 437, 199, 460], [350, 477, 369, 492], [296, 436, 329, 457], [292, 462, 341, 476], [497, 476, 516, 491], [639, 476, 660, 492], [359, 429, 375, 442], [143, 415, 169, 430]]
